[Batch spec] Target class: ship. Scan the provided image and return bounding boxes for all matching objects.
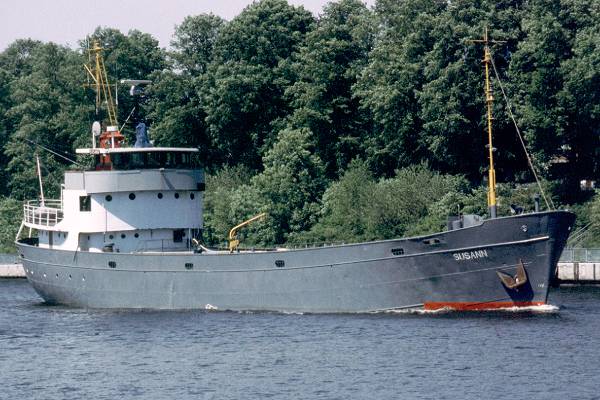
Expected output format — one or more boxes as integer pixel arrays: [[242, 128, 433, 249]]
[[15, 35, 575, 312]]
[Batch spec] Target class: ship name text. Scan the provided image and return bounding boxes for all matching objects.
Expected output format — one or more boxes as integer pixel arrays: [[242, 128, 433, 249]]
[[453, 249, 488, 261]]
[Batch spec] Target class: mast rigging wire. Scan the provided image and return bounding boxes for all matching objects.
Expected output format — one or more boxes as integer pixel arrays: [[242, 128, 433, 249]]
[[24, 138, 82, 166], [488, 51, 555, 210]]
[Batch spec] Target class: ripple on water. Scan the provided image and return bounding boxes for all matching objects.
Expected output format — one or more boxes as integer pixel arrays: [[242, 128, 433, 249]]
[[2, 280, 600, 400]]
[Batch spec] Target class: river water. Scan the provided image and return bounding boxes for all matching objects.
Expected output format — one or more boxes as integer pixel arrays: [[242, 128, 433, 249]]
[[1, 279, 599, 399]]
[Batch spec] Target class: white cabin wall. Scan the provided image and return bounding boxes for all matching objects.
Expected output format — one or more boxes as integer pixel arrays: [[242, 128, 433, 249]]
[[55, 189, 203, 234], [83, 229, 189, 253], [38, 229, 77, 250]]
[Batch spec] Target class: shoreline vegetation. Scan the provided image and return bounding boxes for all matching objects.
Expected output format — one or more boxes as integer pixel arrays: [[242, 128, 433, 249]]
[[0, 0, 599, 252]]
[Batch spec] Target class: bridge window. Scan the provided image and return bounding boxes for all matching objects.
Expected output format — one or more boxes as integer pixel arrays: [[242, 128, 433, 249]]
[[79, 196, 91, 212], [108, 151, 198, 170]]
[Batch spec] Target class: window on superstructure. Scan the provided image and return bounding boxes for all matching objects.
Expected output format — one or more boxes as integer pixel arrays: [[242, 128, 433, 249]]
[[109, 151, 198, 170], [173, 229, 184, 243], [79, 196, 91, 212]]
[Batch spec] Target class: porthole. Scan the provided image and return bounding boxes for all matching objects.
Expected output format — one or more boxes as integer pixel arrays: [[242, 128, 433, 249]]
[[105, 194, 112, 202], [68, 274, 72, 279], [129, 193, 136, 200], [134, 233, 139, 238], [190, 193, 195, 200], [174, 193, 180, 199], [121, 234, 126, 239], [109, 234, 114, 240], [108, 261, 116, 269], [157, 193, 163, 199]]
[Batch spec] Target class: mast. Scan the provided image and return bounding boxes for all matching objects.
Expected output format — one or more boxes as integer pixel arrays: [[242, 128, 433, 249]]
[[84, 41, 119, 127], [471, 28, 503, 219], [83, 41, 124, 154], [36, 154, 45, 207]]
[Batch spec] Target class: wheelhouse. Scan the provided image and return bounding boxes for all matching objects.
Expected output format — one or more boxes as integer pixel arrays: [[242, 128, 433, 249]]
[[75, 147, 200, 171]]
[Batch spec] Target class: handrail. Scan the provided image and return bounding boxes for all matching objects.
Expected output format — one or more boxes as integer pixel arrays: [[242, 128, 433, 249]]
[[23, 199, 63, 227], [559, 248, 600, 263]]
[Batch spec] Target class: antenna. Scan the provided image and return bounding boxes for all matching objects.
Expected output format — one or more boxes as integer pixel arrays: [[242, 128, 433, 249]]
[[469, 28, 506, 219]]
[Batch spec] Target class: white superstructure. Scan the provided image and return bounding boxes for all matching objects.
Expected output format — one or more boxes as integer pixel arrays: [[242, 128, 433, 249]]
[[22, 147, 204, 253]]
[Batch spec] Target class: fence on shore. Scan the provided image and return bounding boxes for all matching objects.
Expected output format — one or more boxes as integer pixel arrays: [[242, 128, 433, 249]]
[[558, 248, 600, 283], [559, 248, 600, 263]]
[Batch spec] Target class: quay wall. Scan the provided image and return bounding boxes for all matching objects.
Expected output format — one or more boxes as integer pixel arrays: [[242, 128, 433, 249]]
[[0, 254, 25, 278]]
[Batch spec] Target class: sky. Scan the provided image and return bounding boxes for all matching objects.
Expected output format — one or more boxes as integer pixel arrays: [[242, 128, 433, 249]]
[[0, 0, 375, 52]]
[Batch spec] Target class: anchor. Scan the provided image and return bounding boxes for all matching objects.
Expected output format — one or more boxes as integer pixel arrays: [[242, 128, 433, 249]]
[[497, 259, 528, 289]]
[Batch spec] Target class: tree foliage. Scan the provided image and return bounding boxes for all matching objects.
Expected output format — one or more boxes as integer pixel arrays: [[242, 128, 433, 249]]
[[1, 0, 600, 251]]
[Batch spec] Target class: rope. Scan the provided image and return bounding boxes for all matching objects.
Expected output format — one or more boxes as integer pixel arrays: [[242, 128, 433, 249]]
[[488, 53, 555, 210]]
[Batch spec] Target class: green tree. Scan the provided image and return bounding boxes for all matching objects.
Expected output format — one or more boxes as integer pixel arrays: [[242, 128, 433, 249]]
[[202, 165, 255, 246], [355, 0, 445, 176], [170, 14, 225, 75], [0, 197, 21, 252], [297, 158, 378, 243], [252, 127, 326, 243], [145, 15, 225, 160], [559, 25, 600, 188], [305, 161, 469, 243], [202, 0, 315, 168], [4, 43, 89, 199], [0, 40, 46, 196], [286, 0, 374, 178], [507, 1, 571, 174]]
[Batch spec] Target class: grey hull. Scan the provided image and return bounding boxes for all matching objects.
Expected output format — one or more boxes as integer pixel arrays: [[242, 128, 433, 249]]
[[17, 211, 574, 312]]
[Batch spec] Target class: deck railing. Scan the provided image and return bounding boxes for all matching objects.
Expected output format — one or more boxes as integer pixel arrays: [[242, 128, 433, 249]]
[[23, 200, 63, 227]]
